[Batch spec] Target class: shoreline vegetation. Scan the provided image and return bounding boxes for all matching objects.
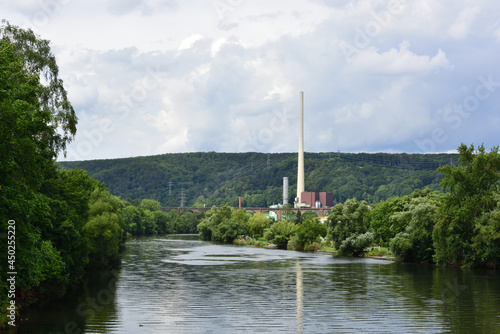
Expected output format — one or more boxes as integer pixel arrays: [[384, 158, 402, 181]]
[[233, 237, 395, 261]]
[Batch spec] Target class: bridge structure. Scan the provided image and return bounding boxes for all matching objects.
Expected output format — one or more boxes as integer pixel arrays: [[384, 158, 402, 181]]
[[161, 206, 332, 221]]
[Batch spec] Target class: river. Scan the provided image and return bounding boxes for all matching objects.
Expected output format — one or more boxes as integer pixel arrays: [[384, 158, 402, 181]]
[[15, 235, 500, 333]]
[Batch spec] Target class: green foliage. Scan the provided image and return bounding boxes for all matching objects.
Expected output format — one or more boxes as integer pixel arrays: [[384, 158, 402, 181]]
[[295, 210, 303, 224], [0, 24, 126, 325], [197, 206, 249, 243], [338, 232, 374, 256], [84, 214, 121, 261], [0, 34, 78, 313], [248, 212, 270, 237], [370, 189, 440, 245], [364, 145, 500, 268], [122, 205, 144, 235], [32, 240, 68, 299], [369, 196, 410, 245], [178, 211, 203, 233], [142, 209, 157, 235], [327, 198, 373, 256], [263, 221, 297, 249], [140, 199, 162, 212], [0, 21, 76, 155], [472, 199, 500, 268], [153, 210, 172, 234], [213, 210, 249, 243], [121, 199, 203, 236], [434, 143, 500, 267], [390, 195, 440, 263], [293, 217, 327, 250], [0, 40, 50, 189], [83, 188, 124, 267], [197, 218, 214, 240], [281, 204, 293, 220]]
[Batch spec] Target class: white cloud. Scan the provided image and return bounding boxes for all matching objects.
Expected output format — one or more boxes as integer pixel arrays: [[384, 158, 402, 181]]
[[1, 0, 499, 159], [448, 7, 481, 40], [348, 42, 451, 75], [178, 34, 205, 51]]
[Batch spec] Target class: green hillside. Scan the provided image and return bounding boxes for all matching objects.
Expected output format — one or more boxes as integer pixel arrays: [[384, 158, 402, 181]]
[[59, 152, 458, 207]]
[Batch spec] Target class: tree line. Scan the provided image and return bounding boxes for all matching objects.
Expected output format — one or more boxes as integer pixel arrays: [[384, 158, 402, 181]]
[[121, 198, 201, 235], [0, 22, 205, 327], [195, 143, 500, 269], [0, 22, 108, 326], [196, 205, 326, 251], [333, 143, 499, 269]]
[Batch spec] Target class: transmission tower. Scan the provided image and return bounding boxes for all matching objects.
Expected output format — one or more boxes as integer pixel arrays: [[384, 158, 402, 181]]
[[179, 188, 187, 207], [168, 180, 174, 195]]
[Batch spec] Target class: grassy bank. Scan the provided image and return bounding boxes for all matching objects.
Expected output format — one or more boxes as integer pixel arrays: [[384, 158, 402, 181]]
[[318, 245, 394, 260], [233, 237, 271, 248]]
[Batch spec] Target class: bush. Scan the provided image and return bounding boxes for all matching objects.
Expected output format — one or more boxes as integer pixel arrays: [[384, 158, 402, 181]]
[[294, 217, 327, 250], [264, 220, 297, 249], [338, 232, 374, 256], [306, 242, 321, 252], [248, 212, 270, 237]]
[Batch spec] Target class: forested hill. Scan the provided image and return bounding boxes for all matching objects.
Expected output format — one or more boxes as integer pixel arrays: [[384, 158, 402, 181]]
[[59, 152, 458, 207]]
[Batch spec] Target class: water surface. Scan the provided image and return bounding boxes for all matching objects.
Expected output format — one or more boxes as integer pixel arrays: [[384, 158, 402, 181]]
[[18, 235, 500, 333]]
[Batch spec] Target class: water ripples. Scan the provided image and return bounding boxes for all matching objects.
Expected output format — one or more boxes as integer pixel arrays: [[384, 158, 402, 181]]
[[114, 236, 449, 333], [20, 235, 500, 333]]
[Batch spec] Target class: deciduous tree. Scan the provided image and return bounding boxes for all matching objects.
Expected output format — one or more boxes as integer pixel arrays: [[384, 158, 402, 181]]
[[293, 217, 327, 250], [327, 198, 373, 256], [434, 143, 500, 267], [263, 220, 297, 249], [248, 212, 270, 237], [390, 194, 440, 262]]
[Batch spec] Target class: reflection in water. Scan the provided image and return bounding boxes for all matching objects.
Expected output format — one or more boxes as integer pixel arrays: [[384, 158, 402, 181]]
[[296, 260, 303, 334], [18, 235, 500, 333]]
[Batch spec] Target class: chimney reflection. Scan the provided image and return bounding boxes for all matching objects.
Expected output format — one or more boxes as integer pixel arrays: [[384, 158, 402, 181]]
[[296, 260, 304, 334]]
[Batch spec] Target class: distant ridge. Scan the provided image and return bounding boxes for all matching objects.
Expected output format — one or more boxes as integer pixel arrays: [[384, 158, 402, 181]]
[[59, 152, 458, 207]]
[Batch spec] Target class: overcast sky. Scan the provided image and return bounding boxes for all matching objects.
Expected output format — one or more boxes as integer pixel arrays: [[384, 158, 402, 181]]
[[2, 0, 500, 161]]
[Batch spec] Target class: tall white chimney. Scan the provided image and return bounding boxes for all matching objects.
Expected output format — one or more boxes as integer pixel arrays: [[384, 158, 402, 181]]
[[296, 91, 305, 206]]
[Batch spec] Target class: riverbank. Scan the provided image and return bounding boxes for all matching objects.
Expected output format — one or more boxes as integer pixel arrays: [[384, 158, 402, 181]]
[[318, 246, 395, 261], [234, 238, 395, 261]]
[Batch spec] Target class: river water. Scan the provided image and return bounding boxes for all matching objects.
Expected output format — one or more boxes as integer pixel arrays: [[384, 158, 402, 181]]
[[16, 235, 500, 333]]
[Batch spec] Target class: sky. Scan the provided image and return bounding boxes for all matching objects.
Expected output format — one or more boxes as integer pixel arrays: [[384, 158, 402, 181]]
[[2, 0, 500, 161]]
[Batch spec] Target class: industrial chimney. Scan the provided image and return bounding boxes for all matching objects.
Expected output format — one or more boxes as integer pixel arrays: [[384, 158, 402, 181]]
[[296, 91, 305, 207], [283, 177, 289, 205]]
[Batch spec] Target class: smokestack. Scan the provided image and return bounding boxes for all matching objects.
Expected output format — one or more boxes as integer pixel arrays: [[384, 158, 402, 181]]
[[296, 91, 305, 206], [283, 177, 289, 205]]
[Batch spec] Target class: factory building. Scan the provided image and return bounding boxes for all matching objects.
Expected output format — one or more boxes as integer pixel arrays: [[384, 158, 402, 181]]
[[300, 192, 334, 208]]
